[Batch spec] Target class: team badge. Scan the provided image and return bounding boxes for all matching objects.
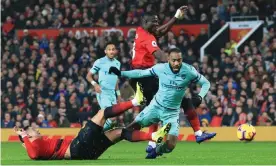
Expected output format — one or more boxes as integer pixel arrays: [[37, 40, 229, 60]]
[[152, 41, 157, 47]]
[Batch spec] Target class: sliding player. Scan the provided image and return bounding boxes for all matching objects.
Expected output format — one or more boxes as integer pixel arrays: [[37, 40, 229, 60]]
[[14, 91, 171, 160]]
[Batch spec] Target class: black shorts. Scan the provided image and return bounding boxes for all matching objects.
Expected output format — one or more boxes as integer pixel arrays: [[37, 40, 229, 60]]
[[181, 97, 195, 111], [70, 121, 114, 160], [130, 76, 159, 106]]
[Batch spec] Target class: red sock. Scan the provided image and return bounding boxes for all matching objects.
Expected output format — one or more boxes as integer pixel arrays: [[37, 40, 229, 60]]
[[185, 109, 201, 132], [149, 124, 158, 133], [104, 101, 133, 118], [122, 129, 152, 142]]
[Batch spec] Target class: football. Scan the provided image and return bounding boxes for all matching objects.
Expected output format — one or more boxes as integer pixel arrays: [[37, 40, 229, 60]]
[[237, 124, 256, 141]]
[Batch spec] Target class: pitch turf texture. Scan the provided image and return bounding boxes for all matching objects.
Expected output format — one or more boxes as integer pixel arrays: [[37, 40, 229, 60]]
[[1, 142, 276, 165]]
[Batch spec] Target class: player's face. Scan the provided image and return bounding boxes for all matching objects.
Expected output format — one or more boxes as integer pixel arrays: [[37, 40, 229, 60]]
[[168, 52, 182, 72], [146, 15, 159, 33], [105, 44, 117, 59]]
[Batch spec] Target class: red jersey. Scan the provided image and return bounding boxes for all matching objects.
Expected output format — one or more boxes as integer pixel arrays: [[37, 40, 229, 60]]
[[23, 137, 72, 160], [131, 27, 160, 69]]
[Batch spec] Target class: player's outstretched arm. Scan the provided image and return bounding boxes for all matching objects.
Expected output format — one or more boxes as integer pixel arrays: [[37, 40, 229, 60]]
[[191, 75, 210, 107], [189, 65, 211, 107], [155, 6, 188, 37], [109, 67, 154, 78], [23, 137, 40, 159], [196, 75, 210, 99], [153, 50, 166, 63], [14, 127, 39, 159], [121, 69, 153, 78]]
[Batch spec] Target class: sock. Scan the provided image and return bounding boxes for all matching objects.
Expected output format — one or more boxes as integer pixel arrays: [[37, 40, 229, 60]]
[[131, 98, 139, 106], [185, 108, 201, 132], [147, 124, 158, 148], [195, 130, 203, 136], [149, 124, 158, 133], [121, 129, 152, 142], [103, 119, 113, 131], [148, 141, 156, 148], [156, 143, 173, 155], [104, 101, 133, 119]]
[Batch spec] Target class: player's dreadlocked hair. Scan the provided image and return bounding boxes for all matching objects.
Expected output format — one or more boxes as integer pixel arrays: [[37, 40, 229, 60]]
[[169, 47, 182, 55], [18, 126, 30, 143]]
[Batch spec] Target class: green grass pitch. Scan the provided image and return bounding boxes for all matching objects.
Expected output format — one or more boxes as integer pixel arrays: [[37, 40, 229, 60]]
[[1, 142, 276, 165]]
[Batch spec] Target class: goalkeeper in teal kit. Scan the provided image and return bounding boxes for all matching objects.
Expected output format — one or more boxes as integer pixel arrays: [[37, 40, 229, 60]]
[[86, 42, 121, 131], [109, 48, 215, 158]]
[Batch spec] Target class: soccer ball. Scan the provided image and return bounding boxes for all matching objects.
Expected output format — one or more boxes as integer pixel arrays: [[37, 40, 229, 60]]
[[237, 124, 256, 141]]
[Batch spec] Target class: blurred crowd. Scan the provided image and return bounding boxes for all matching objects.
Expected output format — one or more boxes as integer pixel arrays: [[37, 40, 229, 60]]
[[1, 0, 276, 128], [192, 31, 276, 127]]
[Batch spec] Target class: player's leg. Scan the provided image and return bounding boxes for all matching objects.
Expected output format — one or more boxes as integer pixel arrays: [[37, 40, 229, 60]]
[[181, 97, 201, 134], [92, 88, 144, 127], [146, 109, 180, 159], [105, 123, 171, 143], [139, 77, 159, 106], [71, 98, 143, 160], [92, 100, 138, 127], [129, 78, 138, 92], [138, 77, 160, 151], [126, 100, 160, 132], [96, 91, 116, 131], [103, 91, 118, 131], [155, 134, 178, 155], [181, 97, 216, 143], [70, 117, 111, 160]]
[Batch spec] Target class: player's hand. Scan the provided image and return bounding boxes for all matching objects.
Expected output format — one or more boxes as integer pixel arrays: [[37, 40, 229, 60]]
[[192, 94, 202, 108], [94, 84, 102, 93], [13, 126, 27, 137], [109, 67, 121, 76], [175, 6, 188, 19]]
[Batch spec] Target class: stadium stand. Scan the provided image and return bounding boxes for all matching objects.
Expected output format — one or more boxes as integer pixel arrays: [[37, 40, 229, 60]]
[[1, 0, 276, 128]]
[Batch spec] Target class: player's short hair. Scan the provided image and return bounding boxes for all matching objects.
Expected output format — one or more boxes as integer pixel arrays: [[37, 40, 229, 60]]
[[142, 11, 158, 20], [105, 42, 116, 49], [169, 48, 182, 55], [18, 126, 30, 143]]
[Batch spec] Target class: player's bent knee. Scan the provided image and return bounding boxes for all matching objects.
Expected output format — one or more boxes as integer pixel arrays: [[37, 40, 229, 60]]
[[105, 129, 122, 143]]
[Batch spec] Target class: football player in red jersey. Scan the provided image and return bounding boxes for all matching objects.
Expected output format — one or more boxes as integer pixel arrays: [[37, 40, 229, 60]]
[[128, 6, 216, 158], [14, 93, 171, 160]]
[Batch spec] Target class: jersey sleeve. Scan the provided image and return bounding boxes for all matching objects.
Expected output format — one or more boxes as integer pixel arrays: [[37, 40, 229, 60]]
[[149, 64, 162, 77], [121, 69, 153, 78], [188, 65, 210, 98], [143, 36, 160, 55], [189, 65, 202, 83], [90, 59, 101, 74]]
